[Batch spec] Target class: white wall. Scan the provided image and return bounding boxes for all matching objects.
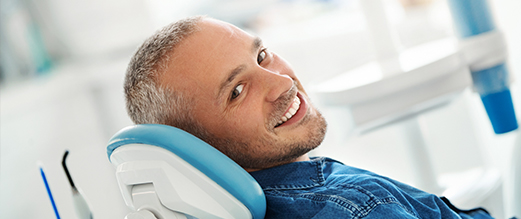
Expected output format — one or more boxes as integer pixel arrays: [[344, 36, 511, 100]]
[[0, 58, 133, 218], [1, 0, 520, 218]]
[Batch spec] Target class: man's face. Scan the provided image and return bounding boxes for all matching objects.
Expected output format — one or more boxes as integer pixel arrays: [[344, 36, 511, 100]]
[[162, 18, 326, 170]]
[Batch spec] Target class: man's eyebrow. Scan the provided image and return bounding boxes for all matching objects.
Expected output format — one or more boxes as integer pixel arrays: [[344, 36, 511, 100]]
[[252, 36, 263, 53], [217, 37, 263, 101], [218, 64, 245, 101]]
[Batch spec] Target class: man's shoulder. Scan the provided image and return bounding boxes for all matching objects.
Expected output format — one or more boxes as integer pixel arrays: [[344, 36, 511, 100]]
[[256, 157, 491, 219], [268, 157, 412, 206], [261, 169, 420, 219], [255, 157, 421, 218], [251, 156, 407, 194]]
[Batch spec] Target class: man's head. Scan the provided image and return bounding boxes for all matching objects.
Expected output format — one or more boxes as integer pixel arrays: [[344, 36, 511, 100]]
[[125, 16, 327, 171]]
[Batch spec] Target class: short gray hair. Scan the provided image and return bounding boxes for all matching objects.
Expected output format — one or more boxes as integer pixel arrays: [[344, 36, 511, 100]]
[[124, 16, 205, 133]]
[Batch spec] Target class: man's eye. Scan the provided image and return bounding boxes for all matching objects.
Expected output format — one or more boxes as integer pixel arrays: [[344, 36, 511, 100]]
[[231, 84, 244, 100], [257, 49, 267, 64]]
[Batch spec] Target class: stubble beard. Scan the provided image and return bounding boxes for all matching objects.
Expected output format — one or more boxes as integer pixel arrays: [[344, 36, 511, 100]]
[[207, 110, 327, 170]]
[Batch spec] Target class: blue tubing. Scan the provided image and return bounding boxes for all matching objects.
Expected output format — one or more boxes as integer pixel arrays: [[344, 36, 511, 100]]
[[481, 89, 518, 134], [471, 63, 509, 95], [447, 0, 496, 38], [448, 0, 518, 134], [473, 63, 518, 134]]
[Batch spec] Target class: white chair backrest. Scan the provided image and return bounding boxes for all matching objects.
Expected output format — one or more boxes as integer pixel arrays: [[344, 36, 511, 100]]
[[107, 124, 266, 219]]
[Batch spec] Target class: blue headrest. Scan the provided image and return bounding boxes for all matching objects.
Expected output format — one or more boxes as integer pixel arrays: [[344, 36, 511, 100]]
[[107, 124, 266, 219]]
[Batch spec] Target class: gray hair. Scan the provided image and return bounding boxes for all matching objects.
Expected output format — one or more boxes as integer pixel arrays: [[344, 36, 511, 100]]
[[124, 16, 206, 134]]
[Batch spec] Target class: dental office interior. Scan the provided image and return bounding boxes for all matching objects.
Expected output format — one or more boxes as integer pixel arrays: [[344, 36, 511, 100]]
[[1, 0, 520, 218]]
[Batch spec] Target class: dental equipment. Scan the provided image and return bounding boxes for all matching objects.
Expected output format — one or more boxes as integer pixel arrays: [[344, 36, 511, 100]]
[[447, 0, 518, 134], [62, 151, 93, 219], [311, 0, 512, 217], [313, 0, 471, 194], [107, 124, 266, 219], [447, 0, 519, 217], [39, 164, 61, 219]]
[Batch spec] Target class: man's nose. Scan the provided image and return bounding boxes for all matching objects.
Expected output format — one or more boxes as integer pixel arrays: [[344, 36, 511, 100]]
[[260, 69, 294, 102]]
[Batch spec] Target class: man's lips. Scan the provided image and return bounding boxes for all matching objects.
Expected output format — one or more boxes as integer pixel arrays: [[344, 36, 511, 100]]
[[275, 92, 308, 128], [276, 95, 300, 126]]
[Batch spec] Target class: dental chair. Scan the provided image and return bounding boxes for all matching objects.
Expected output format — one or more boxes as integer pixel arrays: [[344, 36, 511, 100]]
[[107, 124, 266, 219]]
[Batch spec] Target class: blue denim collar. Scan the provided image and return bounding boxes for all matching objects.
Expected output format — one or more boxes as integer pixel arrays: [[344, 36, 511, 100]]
[[249, 157, 328, 190]]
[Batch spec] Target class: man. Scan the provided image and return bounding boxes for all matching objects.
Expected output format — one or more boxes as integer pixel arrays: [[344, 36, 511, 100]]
[[124, 16, 493, 218]]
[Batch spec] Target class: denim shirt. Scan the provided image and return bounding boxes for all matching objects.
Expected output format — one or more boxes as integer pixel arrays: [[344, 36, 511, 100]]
[[250, 157, 493, 219]]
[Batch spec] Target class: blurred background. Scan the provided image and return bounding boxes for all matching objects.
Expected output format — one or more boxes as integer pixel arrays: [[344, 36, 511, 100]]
[[1, 0, 520, 218]]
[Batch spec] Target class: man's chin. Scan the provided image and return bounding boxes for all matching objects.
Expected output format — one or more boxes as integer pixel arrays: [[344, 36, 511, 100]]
[[245, 112, 327, 170]]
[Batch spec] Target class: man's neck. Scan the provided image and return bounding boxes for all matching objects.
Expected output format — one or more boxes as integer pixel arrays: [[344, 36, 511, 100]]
[[245, 154, 310, 172]]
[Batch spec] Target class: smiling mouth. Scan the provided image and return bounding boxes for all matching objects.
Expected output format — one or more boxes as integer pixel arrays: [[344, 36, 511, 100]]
[[275, 95, 301, 127]]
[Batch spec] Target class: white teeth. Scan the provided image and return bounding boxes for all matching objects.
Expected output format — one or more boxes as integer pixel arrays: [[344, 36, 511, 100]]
[[276, 96, 301, 126]]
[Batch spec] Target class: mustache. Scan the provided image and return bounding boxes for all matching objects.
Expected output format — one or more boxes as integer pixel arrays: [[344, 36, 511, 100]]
[[267, 81, 299, 130]]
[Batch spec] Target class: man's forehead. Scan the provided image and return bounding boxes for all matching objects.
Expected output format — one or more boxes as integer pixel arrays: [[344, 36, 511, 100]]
[[174, 19, 250, 61], [200, 18, 237, 34], [168, 20, 237, 71], [163, 18, 254, 97]]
